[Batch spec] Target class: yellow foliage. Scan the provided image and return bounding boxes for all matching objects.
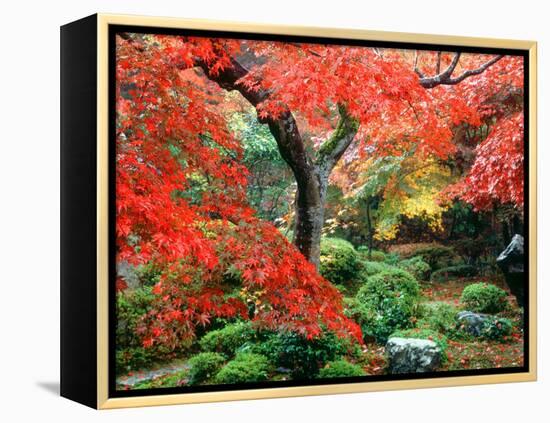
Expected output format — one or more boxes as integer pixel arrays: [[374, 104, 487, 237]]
[[374, 158, 453, 241]]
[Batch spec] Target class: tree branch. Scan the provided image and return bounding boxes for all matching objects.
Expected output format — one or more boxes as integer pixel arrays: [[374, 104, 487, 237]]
[[316, 104, 359, 172], [419, 52, 461, 88], [195, 57, 315, 185], [419, 53, 504, 89], [446, 54, 504, 85]]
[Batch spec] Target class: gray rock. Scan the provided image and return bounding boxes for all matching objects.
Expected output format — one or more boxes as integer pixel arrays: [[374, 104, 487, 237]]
[[116, 260, 140, 289], [386, 337, 442, 374], [455, 311, 490, 337], [497, 234, 525, 307]]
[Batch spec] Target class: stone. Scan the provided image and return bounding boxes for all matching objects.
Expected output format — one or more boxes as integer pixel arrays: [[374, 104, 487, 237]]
[[496, 234, 525, 307], [116, 260, 140, 290], [455, 311, 490, 337], [386, 337, 442, 374]]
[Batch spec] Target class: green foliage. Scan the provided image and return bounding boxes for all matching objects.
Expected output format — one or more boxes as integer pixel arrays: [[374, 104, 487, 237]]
[[383, 252, 401, 266], [187, 352, 226, 385], [318, 360, 366, 378], [411, 245, 456, 270], [390, 328, 448, 360], [359, 261, 388, 277], [199, 322, 256, 357], [116, 287, 172, 372], [319, 237, 361, 285], [214, 353, 270, 384], [461, 283, 509, 313], [357, 246, 386, 262], [399, 256, 431, 280], [229, 111, 293, 222], [130, 369, 189, 390], [136, 262, 163, 287], [251, 331, 349, 380], [430, 264, 478, 282], [352, 268, 420, 343], [417, 302, 459, 334], [447, 201, 482, 238], [481, 317, 513, 341]]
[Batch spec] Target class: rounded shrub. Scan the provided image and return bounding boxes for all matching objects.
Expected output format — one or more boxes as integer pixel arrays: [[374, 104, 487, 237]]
[[252, 331, 349, 380], [404, 244, 456, 270], [318, 360, 366, 378], [199, 321, 256, 357], [187, 352, 226, 385], [417, 302, 458, 335], [359, 261, 397, 277], [461, 283, 509, 313], [353, 268, 420, 343], [430, 264, 477, 282], [214, 353, 270, 384], [357, 246, 386, 262], [319, 237, 361, 285], [481, 317, 513, 341], [398, 256, 431, 280]]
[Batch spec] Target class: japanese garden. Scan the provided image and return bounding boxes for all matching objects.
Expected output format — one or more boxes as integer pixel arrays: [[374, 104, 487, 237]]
[[114, 32, 525, 390]]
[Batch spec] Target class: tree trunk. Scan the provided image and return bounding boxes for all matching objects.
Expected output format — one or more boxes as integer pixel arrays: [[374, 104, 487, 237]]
[[199, 58, 358, 268], [292, 168, 329, 268]]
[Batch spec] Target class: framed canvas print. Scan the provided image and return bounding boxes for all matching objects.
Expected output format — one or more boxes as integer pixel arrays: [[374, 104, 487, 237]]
[[60, 13, 537, 409]]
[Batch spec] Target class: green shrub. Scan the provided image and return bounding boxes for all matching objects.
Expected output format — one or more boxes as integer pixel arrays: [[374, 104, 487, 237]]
[[359, 261, 397, 277], [199, 322, 256, 357], [136, 262, 163, 287], [384, 252, 401, 266], [358, 246, 386, 262], [481, 317, 513, 341], [116, 347, 160, 374], [116, 287, 173, 372], [461, 283, 509, 313], [130, 369, 189, 389], [417, 302, 458, 334], [353, 268, 420, 343], [399, 256, 431, 280], [214, 353, 270, 384], [187, 352, 226, 385], [318, 360, 366, 378], [405, 244, 456, 270], [430, 264, 477, 282], [356, 268, 420, 301], [319, 237, 361, 285], [251, 331, 349, 379]]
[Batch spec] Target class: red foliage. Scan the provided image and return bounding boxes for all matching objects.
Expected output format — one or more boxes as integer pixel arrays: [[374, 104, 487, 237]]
[[115, 34, 524, 349], [116, 35, 362, 348], [446, 112, 524, 210]]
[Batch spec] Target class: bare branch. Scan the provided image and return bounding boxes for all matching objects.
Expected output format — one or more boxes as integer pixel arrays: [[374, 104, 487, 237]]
[[419, 53, 504, 89], [413, 51, 425, 78], [419, 52, 461, 88], [436, 51, 442, 74], [288, 42, 323, 58], [447, 54, 504, 85]]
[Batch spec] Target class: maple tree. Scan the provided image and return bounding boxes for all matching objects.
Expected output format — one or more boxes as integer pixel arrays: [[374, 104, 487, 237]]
[[115, 33, 524, 350]]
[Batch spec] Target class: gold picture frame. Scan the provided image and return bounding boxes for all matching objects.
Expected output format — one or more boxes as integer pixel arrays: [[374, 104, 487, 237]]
[[60, 13, 537, 409]]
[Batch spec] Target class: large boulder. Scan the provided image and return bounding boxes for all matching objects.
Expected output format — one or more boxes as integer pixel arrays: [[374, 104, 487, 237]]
[[455, 311, 490, 337], [455, 311, 513, 340], [386, 337, 442, 374], [496, 234, 525, 307]]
